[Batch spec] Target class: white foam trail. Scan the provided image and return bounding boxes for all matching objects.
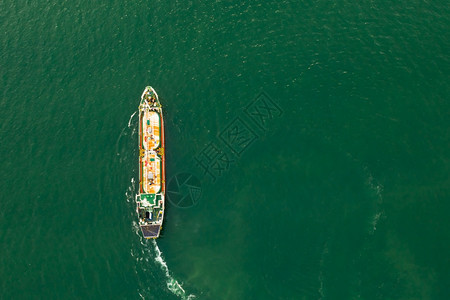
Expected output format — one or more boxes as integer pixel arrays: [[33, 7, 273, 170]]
[[125, 178, 136, 203], [317, 242, 329, 300], [152, 240, 196, 299], [366, 172, 385, 234], [370, 212, 382, 232], [116, 111, 137, 157], [128, 111, 137, 128]]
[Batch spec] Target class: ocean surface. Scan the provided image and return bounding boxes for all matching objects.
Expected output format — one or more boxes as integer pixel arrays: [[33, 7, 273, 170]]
[[1, 1, 449, 299]]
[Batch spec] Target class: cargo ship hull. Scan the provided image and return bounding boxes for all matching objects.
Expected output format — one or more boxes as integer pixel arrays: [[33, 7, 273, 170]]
[[136, 86, 165, 239]]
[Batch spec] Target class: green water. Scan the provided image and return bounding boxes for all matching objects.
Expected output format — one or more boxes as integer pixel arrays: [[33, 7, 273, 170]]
[[1, 1, 449, 299]]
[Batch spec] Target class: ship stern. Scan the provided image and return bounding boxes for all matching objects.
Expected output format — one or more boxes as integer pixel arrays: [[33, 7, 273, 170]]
[[140, 224, 161, 239]]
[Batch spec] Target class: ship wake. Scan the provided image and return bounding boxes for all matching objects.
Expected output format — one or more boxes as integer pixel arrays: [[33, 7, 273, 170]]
[[131, 221, 195, 300], [152, 240, 196, 300]]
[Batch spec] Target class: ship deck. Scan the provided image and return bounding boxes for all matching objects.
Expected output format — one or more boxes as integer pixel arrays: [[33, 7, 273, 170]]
[[142, 110, 160, 150], [137, 86, 165, 239], [139, 107, 162, 194]]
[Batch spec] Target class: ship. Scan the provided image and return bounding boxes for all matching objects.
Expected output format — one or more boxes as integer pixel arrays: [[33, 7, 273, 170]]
[[136, 86, 165, 239]]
